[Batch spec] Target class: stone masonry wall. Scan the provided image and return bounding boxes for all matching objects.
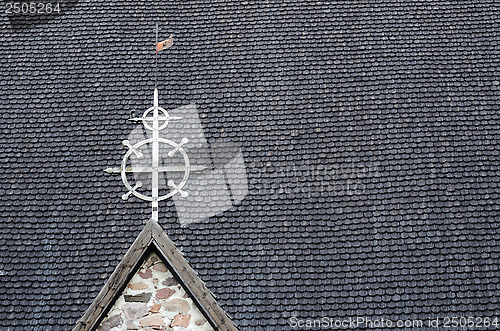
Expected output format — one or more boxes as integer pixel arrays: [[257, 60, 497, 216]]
[[97, 252, 214, 331]]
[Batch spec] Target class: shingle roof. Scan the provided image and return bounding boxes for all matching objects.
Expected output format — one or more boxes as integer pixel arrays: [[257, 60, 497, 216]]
[[1, 0, 499, 330]]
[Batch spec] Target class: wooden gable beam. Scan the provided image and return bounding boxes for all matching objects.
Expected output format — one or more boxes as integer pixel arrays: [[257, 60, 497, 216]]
[[73, 219, 238, 331], [150, 221, 237, 331]]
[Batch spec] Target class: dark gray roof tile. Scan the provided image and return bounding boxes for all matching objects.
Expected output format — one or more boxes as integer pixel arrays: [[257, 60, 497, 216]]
[[1, 0, 500, 329]]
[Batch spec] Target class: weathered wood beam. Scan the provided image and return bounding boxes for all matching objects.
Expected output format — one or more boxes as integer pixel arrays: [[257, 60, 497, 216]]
[[73, 221, 153, 331]]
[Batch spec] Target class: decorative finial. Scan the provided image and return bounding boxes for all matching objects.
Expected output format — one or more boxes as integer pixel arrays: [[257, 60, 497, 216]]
[[104, 88, 207, 222], [103, 28, 203, 222]]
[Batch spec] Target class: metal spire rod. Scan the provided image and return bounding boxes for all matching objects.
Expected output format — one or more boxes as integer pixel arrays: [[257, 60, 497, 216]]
[[151, 88, 159, 222], [153, 23, 159, 221], [155, 23, 158, 89]]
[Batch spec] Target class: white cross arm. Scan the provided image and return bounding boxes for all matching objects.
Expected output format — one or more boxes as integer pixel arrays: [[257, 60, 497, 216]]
[[104, 165, 207, 174]]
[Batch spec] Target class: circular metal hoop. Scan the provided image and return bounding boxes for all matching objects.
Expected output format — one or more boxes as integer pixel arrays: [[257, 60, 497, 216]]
[[121, 138, 190, 201], [142, 106, 170, 131]]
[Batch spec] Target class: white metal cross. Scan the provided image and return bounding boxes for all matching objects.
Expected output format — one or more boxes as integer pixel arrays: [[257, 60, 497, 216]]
[[104, 88, 206, 222]]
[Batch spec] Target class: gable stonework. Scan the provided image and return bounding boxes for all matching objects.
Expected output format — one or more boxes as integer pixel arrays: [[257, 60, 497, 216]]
[[98, 252, 213, 331]]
